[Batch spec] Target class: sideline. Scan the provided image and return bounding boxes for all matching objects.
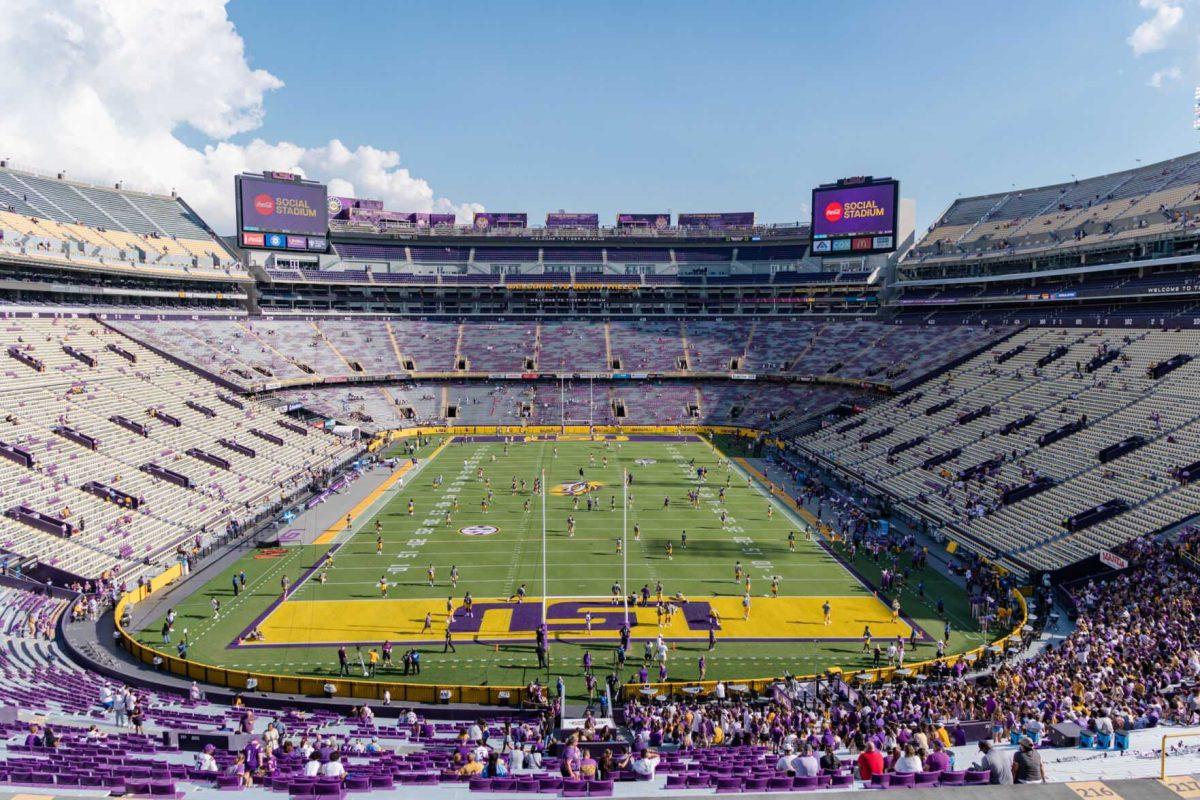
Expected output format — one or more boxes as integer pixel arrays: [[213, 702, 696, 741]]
[[311, 437, 453, 545], [734, 456, 823, 529]]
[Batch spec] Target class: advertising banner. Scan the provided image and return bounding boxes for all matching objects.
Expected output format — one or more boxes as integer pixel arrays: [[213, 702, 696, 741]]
[[546, 212, 600, 228], [677, 212, 755, 229], [1099, 550, 1129, 570], [474, 212, 528, 230], [617, 213, 670, 229], [327, 196, 383, 219]]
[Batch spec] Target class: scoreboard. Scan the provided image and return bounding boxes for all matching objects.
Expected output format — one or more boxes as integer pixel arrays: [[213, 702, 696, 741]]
[[235, 172, 328, 252], [810, 177, 899, 256]]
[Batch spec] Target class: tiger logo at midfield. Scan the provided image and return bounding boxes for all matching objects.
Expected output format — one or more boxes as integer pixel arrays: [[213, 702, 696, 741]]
[[551, 480, 604, 497]]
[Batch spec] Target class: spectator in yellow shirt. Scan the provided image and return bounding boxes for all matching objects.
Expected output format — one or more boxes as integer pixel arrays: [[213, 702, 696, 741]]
[[457, 752, 484, 776]]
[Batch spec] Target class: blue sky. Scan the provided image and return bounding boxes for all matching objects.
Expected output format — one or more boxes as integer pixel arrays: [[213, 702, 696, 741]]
[[213, 2, 1200, 230]]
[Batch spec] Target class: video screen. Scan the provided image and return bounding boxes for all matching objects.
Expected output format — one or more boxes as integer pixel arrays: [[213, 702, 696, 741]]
[[810, 180, 898, 255]]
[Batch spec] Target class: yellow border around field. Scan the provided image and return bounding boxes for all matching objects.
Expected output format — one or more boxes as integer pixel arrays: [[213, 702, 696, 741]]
[[734, 457, 821, 528], [312, 437, 452, 545], [114, 423, 1025, 705]]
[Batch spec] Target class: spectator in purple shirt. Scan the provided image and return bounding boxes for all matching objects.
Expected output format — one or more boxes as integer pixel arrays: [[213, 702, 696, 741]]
[[924, 740, 950, 773], [23, 724, 41, 748]]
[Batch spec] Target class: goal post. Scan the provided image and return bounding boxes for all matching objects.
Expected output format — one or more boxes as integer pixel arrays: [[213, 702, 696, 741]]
[[558, 376, 597, 431], [535, 594, 638, 642]]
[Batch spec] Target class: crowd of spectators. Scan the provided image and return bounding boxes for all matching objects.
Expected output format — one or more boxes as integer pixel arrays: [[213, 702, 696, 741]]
[[607, 533, 1200, 785]]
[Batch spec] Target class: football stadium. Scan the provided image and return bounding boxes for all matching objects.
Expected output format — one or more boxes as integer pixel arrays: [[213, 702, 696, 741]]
[[4, 3, 1200, 799]]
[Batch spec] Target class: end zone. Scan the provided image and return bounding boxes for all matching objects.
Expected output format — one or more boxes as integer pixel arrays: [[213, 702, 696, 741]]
[[237, 594, 910, 648]]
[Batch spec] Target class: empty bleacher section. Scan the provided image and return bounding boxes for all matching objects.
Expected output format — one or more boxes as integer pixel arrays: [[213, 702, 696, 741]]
[[0, 166, 243, 280], [0, 317, 357, 581], [796, 326, 1200, 575], [609, 320, 685, 372], [458, 321, 536, 371], [533, 322, 609, 373], [907, 151, 1200, 265], [216, 319, 1005, 433], [110, 318, 1008, 391], [273, 379, 862, 433]]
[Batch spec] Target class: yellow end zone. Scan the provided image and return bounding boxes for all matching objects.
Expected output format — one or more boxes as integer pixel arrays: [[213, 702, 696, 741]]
[[246, 594, 910, 646], [521, 434, 631, 442]]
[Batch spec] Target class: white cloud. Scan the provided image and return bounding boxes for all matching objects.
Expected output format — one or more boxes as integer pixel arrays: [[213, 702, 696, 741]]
[[1148, 65, 1183, 86], [0, 0, 478, 232], [1128, 0, 1185, 56]]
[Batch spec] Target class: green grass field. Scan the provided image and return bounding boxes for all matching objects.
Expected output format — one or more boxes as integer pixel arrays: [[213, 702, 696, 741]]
[[135, 435, 985, 698]]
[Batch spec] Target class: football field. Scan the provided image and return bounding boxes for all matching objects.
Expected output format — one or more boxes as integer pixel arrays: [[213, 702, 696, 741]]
[[136, 434, 985, 697]]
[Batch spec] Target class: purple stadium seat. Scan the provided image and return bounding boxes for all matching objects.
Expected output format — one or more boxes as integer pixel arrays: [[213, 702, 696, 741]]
[[491, 778, 516, 792], [538, 776, 563, 792], [715, 776, 744, 793], [586, 778, 614, 796], [792, 774, 819, 790], [685, 773, 712, 788], [215, 774, 242, 791], [889, 773, 916, 788], [561, 778, 588, 797], [125, 778, 152, 794], [515, 777, 540, 792], [664, 773, 687, 789], [767, 775, 794, 791], [830, 773, 855, 787], [965, 770, 991, 785], [915, 771, 941, 785], [468, 777, 493, 792], [343, 775, 371, 792], [870, 773, 892, 788], [743, 776, 769, 791], [939, 771, 966, 786]]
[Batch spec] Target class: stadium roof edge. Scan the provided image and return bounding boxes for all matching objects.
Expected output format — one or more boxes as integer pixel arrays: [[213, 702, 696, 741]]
[[930, 149, 1200, 220], [0, 161, 192, 204]]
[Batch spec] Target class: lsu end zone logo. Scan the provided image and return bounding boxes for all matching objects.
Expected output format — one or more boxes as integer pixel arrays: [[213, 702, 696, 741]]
[[551, 480, 604, 497], [459, 525, 499, 537]]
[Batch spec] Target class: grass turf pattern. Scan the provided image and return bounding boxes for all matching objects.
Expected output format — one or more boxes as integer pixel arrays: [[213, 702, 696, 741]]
[[136, 435, 984, 697]]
